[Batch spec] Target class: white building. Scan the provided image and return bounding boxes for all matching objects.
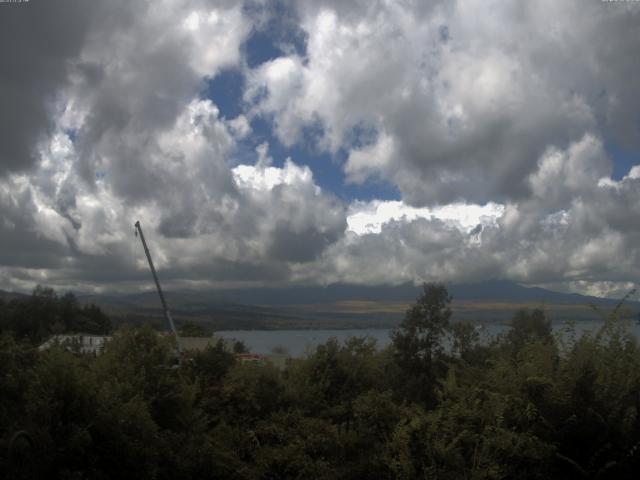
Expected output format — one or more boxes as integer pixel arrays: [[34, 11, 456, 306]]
[[38, 334, 111, 355]]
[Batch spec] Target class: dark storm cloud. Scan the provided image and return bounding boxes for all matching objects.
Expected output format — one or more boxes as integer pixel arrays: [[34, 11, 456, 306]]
[[62, 2, 251, 225], [0, 0, 94, 174], [0, 178, 69, 267], [268, 222, 342, 263]]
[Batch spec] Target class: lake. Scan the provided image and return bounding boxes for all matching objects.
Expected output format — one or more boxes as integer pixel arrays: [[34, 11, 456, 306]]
[[217, 320, 640, 357]]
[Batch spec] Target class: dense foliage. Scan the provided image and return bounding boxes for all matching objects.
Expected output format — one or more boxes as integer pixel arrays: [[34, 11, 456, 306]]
[[0, 286, 111, 343], [1, 284, 640, 479]]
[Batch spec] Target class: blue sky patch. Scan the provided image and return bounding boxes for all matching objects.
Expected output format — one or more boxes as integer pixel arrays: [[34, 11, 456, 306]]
[[203, 69, 245, 120], [605, 141, 640, 180]]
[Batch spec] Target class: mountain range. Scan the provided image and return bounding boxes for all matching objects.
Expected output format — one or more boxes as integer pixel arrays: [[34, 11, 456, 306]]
[[77, 280, 639, 330], [3, 280, 638, 330]]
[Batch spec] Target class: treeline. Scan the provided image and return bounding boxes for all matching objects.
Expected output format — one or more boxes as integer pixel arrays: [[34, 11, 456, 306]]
[[1, 284, 640, 478], [0, 286, 111, 343]]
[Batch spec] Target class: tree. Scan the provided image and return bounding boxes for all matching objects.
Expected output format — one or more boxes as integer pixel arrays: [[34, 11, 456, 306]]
[[179, 320, 212, 337], [506, 308, 553, 351], [0, 287, 112, 342], [392, 283, 452, 405], [223, 363, 286, 424], [233, 340, 249, 354], [450, 321, 480, 362]]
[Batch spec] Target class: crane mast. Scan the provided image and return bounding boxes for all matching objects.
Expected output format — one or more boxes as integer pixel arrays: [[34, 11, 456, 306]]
[[134, 220, 182, 353]]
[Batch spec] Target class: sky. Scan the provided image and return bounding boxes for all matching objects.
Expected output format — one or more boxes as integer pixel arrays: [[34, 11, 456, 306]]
[[1, 0, 640, 297]]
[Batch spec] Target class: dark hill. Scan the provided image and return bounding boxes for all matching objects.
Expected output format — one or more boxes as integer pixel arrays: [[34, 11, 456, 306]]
[[79, 280, 639, 330], [205, 280, 633, 307], [0, 289, 29, 301]]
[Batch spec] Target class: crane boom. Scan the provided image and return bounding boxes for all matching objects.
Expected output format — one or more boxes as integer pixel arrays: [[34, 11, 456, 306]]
[[134, 220, 182, 353]]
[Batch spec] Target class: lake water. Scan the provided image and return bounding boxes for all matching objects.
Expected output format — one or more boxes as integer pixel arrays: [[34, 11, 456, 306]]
[[217, 320, 640, 357]]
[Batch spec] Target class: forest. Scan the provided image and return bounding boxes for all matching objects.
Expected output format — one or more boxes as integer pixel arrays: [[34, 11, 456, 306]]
[[1, 284, 640, 479]]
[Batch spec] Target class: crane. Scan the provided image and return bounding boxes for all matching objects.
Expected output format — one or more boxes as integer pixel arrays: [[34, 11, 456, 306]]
[[134, 220, 182, 353]]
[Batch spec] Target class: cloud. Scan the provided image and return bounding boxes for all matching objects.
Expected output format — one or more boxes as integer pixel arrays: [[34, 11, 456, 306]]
[[0, 98, 347, 291], [296, 135, 640, 294], [232, 158, 346, 262], [0, 0, 95, 174], [248, 0, 640, 205], [63, 0, 250, 199], [1, 1, 640, 297], [0, 0, 328, 291], [346, 199, 504, 235]]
